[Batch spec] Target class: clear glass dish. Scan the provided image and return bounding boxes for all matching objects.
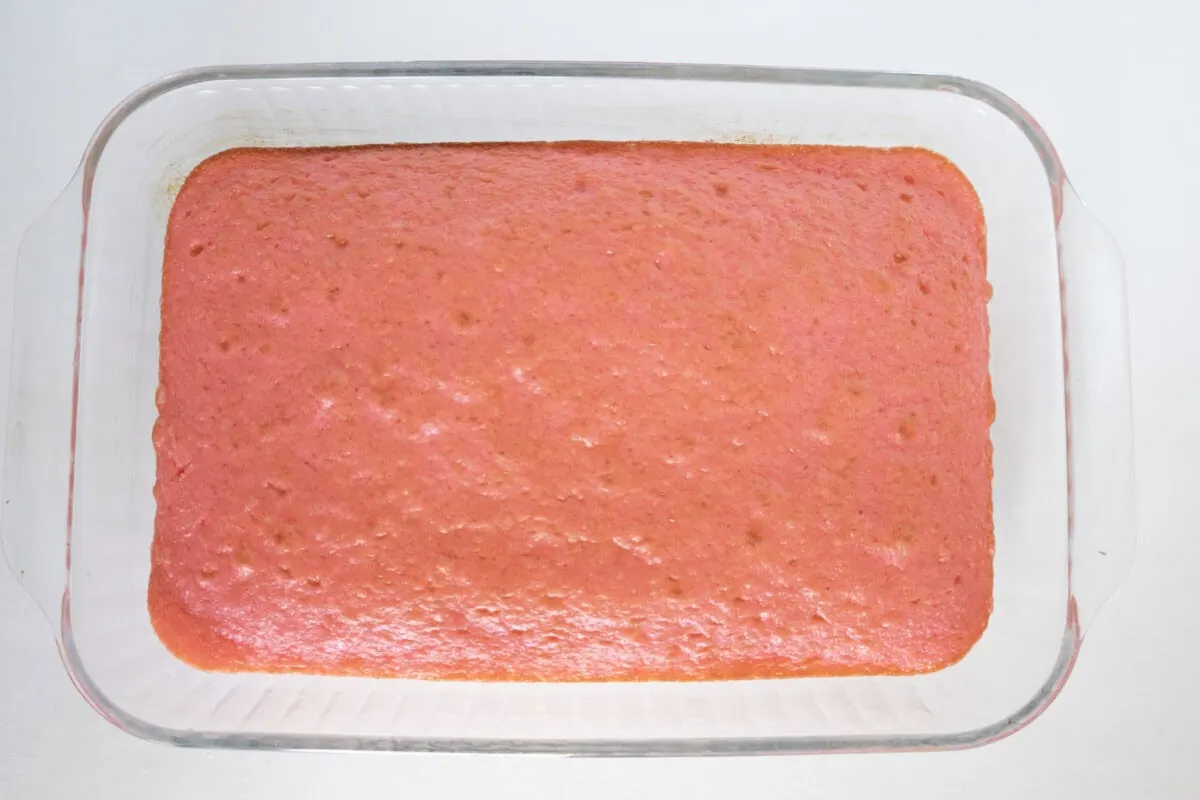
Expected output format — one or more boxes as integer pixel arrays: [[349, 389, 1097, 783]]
[[1, 62, 1134, 754]]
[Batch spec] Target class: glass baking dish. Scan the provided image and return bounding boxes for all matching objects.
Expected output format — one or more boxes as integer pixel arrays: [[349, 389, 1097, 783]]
[[1, 62, 1133, 754]]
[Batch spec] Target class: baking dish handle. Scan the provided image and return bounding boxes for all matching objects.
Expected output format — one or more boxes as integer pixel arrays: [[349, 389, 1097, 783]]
[[1058, 185, 1136, 634], [1, 184, 84, 629]]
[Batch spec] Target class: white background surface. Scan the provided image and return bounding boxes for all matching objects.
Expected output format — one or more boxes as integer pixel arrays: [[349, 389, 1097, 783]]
[[0, 0, 1196, 796]]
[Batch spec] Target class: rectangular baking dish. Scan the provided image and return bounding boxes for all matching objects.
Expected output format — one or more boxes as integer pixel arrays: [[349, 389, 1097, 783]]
[[1, 62, 1133, 754]]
